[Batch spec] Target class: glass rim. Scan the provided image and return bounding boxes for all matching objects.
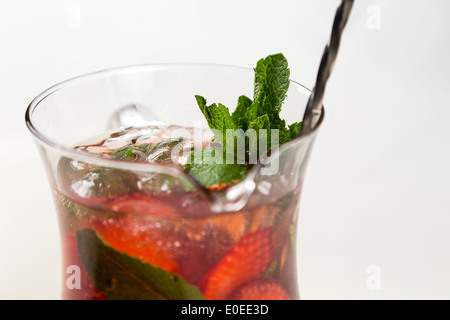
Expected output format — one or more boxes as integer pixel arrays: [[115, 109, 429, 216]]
[[25, 62, 325, 176]]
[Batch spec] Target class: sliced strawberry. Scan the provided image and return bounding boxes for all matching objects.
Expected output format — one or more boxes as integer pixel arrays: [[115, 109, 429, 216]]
[[61, 232, 107, 300], [199, 228, 274, 300], [228, 279, 291, 300], [206, 182, 236, 191], [103, 192, 178, 217], [89, 216, 179, 274]]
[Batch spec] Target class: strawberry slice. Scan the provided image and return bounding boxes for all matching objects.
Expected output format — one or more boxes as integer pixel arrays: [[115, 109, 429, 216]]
[[103, 192, 178, 217], [199, 228, 274, 300], [228, 279, 291, 300], [89, 216, 179, 274], [206, 182, 235, 191], [61, 232, 107, 300]]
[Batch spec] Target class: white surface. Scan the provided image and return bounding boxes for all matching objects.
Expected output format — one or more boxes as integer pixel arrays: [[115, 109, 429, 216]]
[[1, 0, 450, 300]]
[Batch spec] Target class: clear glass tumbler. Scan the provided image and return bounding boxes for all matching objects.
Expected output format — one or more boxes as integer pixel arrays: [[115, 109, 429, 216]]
[[25, 64, 323, 300]]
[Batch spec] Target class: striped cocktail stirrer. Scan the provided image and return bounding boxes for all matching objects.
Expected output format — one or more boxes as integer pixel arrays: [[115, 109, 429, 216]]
[[298, 0, 354, 137]]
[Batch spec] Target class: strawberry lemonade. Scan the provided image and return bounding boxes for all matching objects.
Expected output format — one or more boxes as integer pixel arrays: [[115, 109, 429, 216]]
[[27, 53, 322, 300], [56, 123, 300, 300]]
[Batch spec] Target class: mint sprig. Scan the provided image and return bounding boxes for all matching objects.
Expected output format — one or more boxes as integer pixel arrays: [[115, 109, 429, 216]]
[[186, 53, 301, 187], [76, 228, 205, 300], [185, 148, 248, 187]]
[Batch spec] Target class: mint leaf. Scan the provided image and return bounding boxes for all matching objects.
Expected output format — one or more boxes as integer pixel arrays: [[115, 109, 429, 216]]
[[195, 95, 236, 148], [243, 53, 292, 153], [253, 53, 290, 120], [191, 53, 302, 187], [277, 122, 302, 145], [110, 144, 149, 160], [278, 126, 291, 146], [288, 122, 302, 139], [249, 53, 291, 151], [76, 228, 205, 300], [231, 95, 253, 129], [185, 148, 248, 187], [247, 114, 271, 131], [247, 114, 271, 156]]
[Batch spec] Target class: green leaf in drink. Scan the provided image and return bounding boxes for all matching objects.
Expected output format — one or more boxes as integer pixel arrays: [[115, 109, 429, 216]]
[[76, 228, 205, 300], [185, 148, 249, 188]]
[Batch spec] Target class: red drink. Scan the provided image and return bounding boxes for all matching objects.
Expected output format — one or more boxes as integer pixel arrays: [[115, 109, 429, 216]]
[[27, 57, 323, 301], [56, 125, 300, 300]]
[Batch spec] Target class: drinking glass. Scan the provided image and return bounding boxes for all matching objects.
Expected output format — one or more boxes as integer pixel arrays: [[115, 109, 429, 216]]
[[25, 64, 324, 300]]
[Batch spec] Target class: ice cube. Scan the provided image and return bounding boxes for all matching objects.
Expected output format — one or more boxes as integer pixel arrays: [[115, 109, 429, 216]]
[[136, 125, 214, 166], [57, 157, 139, 201], [146, 138, 189, 164], [166, 125, 213, 146], [78, 126, 167, 156]]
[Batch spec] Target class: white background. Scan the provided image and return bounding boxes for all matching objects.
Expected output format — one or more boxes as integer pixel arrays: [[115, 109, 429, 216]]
[[1, 0, 449, 300]]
